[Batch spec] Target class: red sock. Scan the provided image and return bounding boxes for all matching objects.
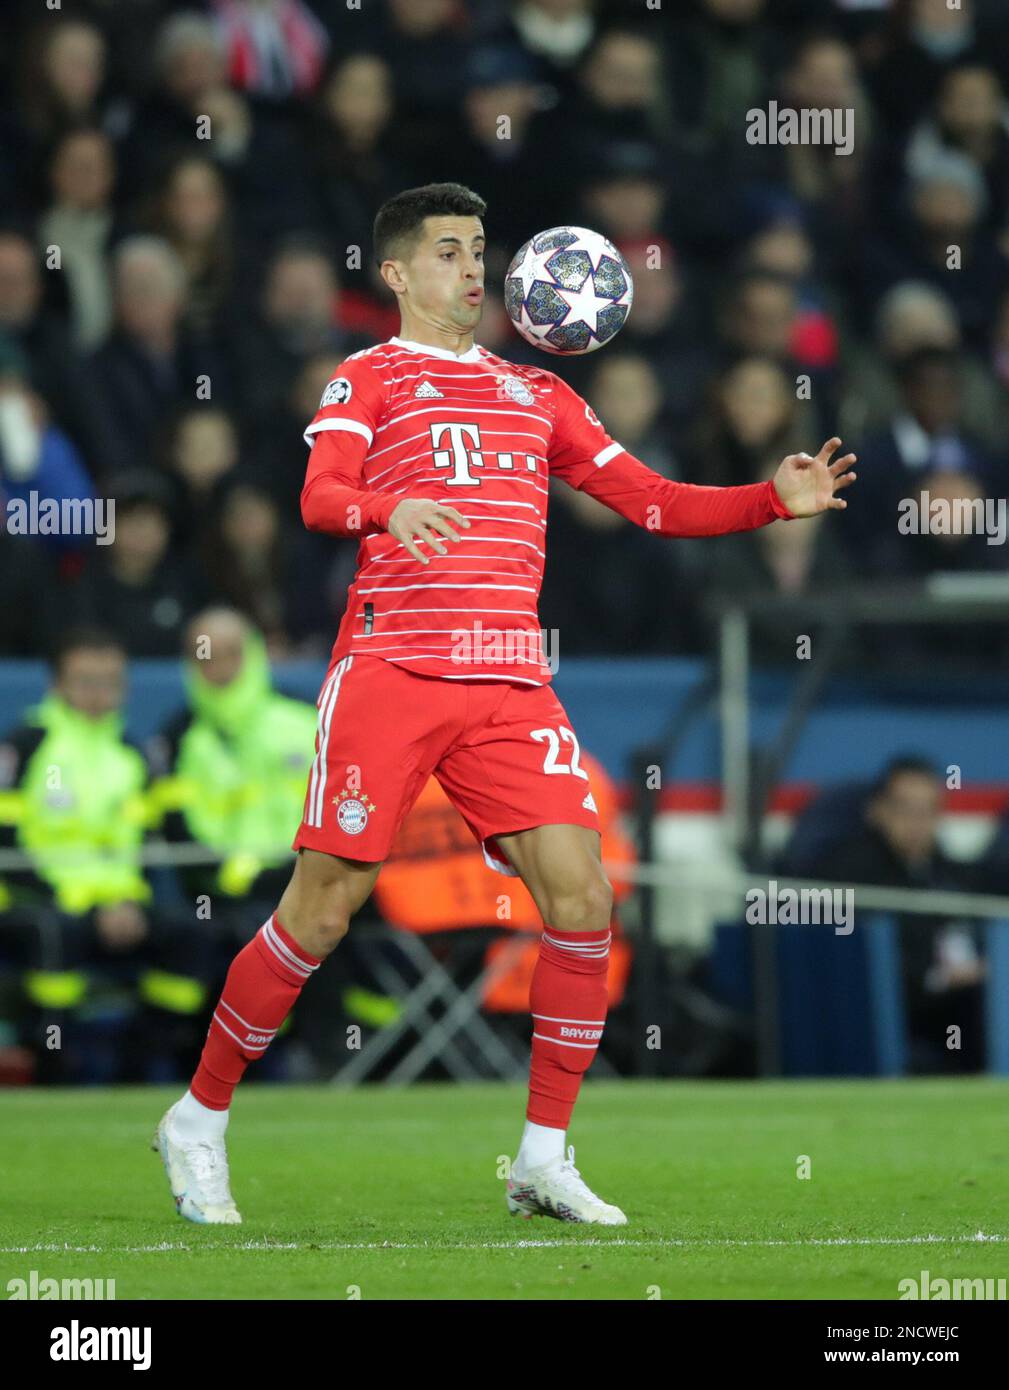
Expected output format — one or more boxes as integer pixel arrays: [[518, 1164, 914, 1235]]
[[190, 914, 321, 1110], [527, 926, 610, 1129]]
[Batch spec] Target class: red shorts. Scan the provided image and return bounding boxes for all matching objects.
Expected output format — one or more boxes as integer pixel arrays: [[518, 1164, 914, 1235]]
[[292, 655, 601, 874]]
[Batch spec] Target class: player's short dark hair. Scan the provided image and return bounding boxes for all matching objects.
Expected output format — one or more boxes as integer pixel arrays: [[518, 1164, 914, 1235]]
[[373, 183, 487, 268], [50, 626, 126, 674]]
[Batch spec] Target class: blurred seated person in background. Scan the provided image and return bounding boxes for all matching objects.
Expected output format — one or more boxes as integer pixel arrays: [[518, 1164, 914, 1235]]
[[859, 459, 1009, 674], [0, 628, 213, 1082], [71, 470, 199, 657], [811, 756, 985, 1073], [686, 355, 818, 489], [839, 281, 1009, 454], [83, 236, 230, 481], [0, 334, 95, 552], [703, 451, 857, 669], [585, 351, 676, 479], [847, 346, 995, 571], [149, 608, 317, 936], [199, 481, 335, 656]]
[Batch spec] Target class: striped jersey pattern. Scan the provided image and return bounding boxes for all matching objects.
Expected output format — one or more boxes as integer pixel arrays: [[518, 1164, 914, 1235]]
[[303, 336, 625, 686]]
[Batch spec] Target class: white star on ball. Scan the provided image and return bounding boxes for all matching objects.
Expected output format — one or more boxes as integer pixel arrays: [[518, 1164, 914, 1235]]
[[515, 242, 541, 302], [555, 275, 615, 335]]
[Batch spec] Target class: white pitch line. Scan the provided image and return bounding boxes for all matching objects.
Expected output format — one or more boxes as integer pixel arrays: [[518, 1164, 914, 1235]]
[[1, 1234, 1004, 1255]]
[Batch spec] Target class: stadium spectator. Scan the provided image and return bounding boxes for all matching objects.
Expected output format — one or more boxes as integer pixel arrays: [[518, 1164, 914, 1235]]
[[0, 230, 99, 463], [531, 26, 670, 217], [310, 53, 404, 263], [586, 352, 676, 479], [11, 18, 109, 169], [146, 155, 235, 342], [686, 356, 816, 489], [163, 404, 241, 543], [864, 0, 995, 138], [210, 0, 330, 101], [0, 337, 96, 554], [615, 239, 711, 441], [71, 472, 200, 657], [810, 756, 986, 1074], [149, 607, 316, 917], [0, 519, 60, 657], [117, 11, 229, 201], [904, 63, 1009, 233], [242, 348, 338, 512], [506, 0, 597, 85], [233, 237, 353, 425], [865, 147, 1009, 349], [839, 280, 1009, 453], [666, 0, 775, 156], [198, 481, 326, 654], [846, 346, 994, 569], [368, 0, 472, 172], [541, 372, 703, 661], [84, 236, 229, 481], [738, 218, 816, 284], [122, 10, 313, 241], [579, 141, 667, 246], [737, 32, 873, 280], [0, 627, 214, 1082], [452, 44, 550, 250], [37, 128, 118, 352], [703, 452, 858, 669], [719, 270, 801, 364]]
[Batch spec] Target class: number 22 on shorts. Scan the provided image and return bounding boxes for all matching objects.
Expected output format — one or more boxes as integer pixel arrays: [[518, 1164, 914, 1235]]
[[530, 726, 589, 779]]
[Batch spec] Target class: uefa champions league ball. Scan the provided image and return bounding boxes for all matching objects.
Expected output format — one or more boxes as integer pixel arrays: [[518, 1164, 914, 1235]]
[[504, 226, 634, 355]]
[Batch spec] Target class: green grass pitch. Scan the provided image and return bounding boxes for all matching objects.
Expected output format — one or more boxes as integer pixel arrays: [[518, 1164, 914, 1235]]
[[2, 1078, 1007, 1300]]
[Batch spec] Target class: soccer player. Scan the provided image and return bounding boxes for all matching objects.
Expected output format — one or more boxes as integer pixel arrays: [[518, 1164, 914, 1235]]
[[154, 183, 856, 1225]]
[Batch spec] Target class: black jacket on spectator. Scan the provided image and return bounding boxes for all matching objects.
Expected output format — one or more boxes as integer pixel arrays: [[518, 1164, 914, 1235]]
[[812, 824, 984, 1069], [84, 329, 231, 481]]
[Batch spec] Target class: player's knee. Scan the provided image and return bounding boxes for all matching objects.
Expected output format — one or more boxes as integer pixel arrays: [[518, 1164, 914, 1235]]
[[305, 909, 351, 955], [276, 885, 352, 958], [545, 873, 612, 934], [279, 905, 350, 958]]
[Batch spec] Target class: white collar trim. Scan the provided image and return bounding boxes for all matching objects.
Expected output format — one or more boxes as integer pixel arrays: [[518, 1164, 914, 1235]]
[[389, 336, 483, 363]]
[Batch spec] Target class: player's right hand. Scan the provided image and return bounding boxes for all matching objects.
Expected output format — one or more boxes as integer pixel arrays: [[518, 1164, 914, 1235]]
[[387, 499, 471, 565]]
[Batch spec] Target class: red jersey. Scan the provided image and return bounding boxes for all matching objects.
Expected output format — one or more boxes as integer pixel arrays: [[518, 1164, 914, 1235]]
[[301, 335, 792, 685]]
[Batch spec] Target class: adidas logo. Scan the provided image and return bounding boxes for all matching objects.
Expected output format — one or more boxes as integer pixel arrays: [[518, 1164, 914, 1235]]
[[582, 791, 597, 812], [414, 380, 444, 399]]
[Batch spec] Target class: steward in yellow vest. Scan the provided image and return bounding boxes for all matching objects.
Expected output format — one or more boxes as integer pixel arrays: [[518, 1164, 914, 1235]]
[[148, 609, 318, 917], [0, 629, 213, 1082]]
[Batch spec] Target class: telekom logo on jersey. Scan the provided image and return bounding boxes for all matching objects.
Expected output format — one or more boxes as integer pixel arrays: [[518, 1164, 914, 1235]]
[[430, 422, 538, 485]]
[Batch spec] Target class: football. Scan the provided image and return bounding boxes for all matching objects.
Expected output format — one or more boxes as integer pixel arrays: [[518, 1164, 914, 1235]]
[[504, 226, 634, 355]]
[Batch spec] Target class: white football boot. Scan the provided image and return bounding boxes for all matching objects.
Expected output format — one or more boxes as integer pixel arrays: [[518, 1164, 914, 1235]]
[[151, 1102, 242, 1224], [506, 1145, 627, 1226]]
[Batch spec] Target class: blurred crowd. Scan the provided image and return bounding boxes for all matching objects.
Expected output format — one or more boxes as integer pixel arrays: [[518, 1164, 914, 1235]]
[[2, 0, 1009, 671]]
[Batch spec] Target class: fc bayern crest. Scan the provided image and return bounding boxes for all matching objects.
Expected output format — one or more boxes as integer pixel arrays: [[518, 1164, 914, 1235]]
[[334, 787, 376, 835], [497, 375, 535, 407], [320, 377, 353, 408], [336, 798, 368, 834]]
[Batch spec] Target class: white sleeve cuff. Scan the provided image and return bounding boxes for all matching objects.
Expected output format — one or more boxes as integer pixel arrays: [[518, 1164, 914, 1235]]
[[304, 418, 374, 448]]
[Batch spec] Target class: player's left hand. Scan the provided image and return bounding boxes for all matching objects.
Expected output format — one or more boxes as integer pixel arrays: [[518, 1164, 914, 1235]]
[[772, 437, 857, 518]]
